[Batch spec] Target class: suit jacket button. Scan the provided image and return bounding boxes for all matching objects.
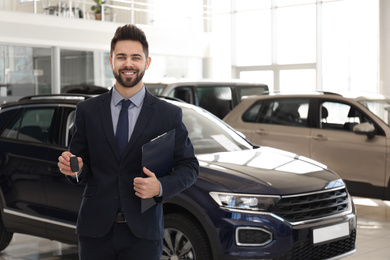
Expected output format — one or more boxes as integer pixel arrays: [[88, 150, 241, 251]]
[[114, 195, 119, 200]]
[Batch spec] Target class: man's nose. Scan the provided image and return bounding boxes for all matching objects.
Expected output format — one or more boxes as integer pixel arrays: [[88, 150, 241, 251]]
[[123, 58, 135, 68]]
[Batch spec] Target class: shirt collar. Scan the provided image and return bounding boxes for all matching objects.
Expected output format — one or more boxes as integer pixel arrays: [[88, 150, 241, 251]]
[[112, 85, 145, 108]]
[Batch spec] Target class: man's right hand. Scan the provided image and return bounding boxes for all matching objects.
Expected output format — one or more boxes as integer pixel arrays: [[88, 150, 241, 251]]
[[58, 151, 83, 176]]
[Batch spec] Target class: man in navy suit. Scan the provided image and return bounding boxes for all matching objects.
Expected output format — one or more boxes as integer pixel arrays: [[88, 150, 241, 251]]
[[58, 24, 199, 260]]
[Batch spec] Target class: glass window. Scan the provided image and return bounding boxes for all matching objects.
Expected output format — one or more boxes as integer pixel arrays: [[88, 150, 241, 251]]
[[1, 107, 55, 143], [65, 109, 76, 147], [169, 87, 194, 104], [239, 86, 268, 99], [145, 55, 203, 80], [144, 83, 168, 96], [320, 102, 369, 131], [260, 99, 310, 127], [276, 0, 316, 7], [197, 86, 232, 119], [60, 49, 94, 90], [0, 45, 51, 103], [0, 110, 22, 140], [322, 0, 378, 93], [240, 71, 274, 92], [235, 0, 271, 10], [235, 9, 272, 66], [151, 0, 204, 32], [280, 69, 316, 91], [359, 100, 390, 127], [276, 4, 316, 64], [181, 106, 252, 154], [243, 101, 264, 122]]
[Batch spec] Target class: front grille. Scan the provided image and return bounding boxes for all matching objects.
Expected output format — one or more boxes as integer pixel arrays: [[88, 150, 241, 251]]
[[278, 230, 356, 260], [271, 188, 349, 222]]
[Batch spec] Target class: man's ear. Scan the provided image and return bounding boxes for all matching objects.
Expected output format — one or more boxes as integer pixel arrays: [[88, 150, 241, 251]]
[[109, 55, 113, 69], [145, 57, 151, 70]]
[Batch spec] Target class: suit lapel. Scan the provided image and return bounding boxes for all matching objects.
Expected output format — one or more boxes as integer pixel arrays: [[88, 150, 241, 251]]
[[99, 89, 122, 161], [123, 91, 155, 158]]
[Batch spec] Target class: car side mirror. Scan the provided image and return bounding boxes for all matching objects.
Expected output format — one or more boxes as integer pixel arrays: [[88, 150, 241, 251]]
[[353, 122, 375, 139]]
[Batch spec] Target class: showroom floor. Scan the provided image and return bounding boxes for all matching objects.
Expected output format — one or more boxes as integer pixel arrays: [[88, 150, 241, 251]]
[[0, 197, 388, 260]]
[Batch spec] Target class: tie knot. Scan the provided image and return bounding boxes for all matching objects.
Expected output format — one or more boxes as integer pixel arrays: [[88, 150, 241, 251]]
[[121, 99, 132, 109]]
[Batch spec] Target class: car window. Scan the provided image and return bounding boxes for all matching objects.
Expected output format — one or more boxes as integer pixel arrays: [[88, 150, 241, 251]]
[[320, 102, 369, 131], [168, 87, 194, 104], [0, 107, 55, 144], [242, 101, 264, 122], [197, 86, 233, 119], [144, 83, 167, 96], [256, 98, 309, 127], [65, 110, 76, 147], [239, 86, 268, 99], [359, 100, 390, 127]]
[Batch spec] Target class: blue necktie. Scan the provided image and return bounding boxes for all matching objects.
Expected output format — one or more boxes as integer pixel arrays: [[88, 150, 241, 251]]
[[116, 99, 131, 157]]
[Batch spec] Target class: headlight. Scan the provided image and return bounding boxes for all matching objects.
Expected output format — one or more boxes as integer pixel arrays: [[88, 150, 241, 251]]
[[210, 192, 280, 212]]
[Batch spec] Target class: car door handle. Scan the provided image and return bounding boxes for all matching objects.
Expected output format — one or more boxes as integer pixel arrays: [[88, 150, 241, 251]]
[[256, 129, 268, 135], [312, 134, 328, 141]]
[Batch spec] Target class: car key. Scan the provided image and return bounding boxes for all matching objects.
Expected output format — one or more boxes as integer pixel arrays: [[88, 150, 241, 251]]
[[70, 156, 79, 182]]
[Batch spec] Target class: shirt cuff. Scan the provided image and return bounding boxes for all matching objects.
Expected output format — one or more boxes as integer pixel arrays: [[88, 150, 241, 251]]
[[157, 181, 163, 197]]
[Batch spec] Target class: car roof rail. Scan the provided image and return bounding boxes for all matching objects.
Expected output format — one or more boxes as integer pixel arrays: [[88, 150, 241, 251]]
[[259, 91, 342, 96], [321, 91, 342, 96], [19, 94, 93, 101]]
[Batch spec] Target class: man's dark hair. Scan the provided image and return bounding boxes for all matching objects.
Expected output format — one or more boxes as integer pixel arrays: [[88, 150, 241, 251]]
[[110, 24, 149, 58]]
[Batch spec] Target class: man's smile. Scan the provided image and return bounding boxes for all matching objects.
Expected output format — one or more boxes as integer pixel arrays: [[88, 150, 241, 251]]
[[122, 71, 136, 76]]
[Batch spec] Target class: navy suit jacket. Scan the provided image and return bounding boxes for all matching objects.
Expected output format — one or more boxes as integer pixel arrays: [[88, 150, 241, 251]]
[[68, 89, 199, 240]]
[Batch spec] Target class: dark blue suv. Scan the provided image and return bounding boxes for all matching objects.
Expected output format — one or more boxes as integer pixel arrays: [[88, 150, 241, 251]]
[[0, 94, 356, 259]]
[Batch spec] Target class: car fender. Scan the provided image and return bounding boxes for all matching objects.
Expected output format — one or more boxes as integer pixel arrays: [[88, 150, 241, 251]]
[[164, 193, 220, 260]]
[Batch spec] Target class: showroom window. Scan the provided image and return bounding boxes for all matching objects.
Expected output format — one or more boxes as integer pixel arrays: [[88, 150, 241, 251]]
[[0, 45, 51, 103], [59, 49, 114, 91], [232, 0, 379, 94]]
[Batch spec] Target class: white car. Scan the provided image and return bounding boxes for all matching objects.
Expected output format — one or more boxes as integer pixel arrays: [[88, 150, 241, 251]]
[[224, 92, 390, 200]]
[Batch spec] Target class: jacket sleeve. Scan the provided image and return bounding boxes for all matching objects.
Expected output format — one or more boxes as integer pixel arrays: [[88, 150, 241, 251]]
[[66, 101, 91, 184]]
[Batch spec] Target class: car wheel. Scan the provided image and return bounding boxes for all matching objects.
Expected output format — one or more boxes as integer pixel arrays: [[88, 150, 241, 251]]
[[162, 213, 212, 260], [0, 217, 13, 251]]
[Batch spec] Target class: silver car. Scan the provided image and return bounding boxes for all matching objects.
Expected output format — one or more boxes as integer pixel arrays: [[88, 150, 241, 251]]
[[224, 92, 390, 200]]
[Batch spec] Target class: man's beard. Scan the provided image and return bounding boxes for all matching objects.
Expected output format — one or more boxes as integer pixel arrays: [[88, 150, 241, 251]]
[[114, 69, 145, 88]]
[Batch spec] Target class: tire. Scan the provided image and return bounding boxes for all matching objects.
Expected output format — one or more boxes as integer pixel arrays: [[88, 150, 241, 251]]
[[162, 213, 212, 260], [0, 217, 13, 252]]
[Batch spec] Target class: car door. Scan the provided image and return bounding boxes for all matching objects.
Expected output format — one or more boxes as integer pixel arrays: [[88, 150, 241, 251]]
[[0, 105, 56, 233], [45, 106, 83, 242], [310, 99, 387, 199], [238, 98, 312, 157]]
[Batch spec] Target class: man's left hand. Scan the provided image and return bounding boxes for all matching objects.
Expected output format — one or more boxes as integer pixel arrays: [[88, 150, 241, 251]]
[[133, 167, 161, 199]]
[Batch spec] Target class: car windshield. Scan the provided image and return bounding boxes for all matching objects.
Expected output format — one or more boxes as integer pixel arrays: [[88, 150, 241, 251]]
[[179, 103, 253, 154], [359, 99, 390, 126], [145, 84, 167, 96]]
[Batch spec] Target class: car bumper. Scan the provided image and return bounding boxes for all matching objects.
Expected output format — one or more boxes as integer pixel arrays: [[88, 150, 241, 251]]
[[212, 206, 356, 260]]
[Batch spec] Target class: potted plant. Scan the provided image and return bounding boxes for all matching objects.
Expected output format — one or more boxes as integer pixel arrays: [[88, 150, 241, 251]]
[[91, 0, 106, 20]]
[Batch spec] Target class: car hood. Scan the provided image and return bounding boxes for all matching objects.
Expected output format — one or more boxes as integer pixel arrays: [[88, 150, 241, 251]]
[[196, 147, 345, 195]]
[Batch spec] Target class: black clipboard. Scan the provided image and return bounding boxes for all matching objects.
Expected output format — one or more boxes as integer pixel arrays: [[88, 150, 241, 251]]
[[141, 129, 175, 213]]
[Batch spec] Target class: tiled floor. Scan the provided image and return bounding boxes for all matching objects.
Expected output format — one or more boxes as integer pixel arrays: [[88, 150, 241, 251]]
[[0, 197, 389, 260], [343, 197, 390, 260]]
